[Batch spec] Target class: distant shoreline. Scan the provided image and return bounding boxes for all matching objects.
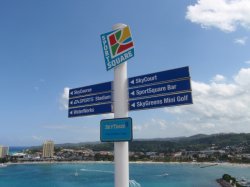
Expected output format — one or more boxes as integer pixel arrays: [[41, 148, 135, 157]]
[[5, 161, 250, 167]]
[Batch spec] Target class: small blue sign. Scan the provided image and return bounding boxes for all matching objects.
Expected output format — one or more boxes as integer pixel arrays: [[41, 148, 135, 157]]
[[69, 92, 112, 108], [129, 79, 191, 99], [68, 103, 112, 118], [129, 92, 193, 111], [69, 81, 112, 99], [128, 67, 190, 88], [100, 117, 133, 142]]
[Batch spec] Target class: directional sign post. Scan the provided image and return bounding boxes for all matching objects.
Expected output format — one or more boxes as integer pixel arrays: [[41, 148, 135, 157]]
[[112, 23, 130, 187], [68, 22, 193, 187]]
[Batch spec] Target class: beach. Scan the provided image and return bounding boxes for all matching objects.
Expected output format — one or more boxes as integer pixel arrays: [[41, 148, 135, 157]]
[[5, 160, 250, 168]]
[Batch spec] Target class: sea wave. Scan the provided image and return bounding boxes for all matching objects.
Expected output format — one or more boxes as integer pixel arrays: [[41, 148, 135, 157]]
[[156, 173, 169, 177], [80, 168, 114, 174]]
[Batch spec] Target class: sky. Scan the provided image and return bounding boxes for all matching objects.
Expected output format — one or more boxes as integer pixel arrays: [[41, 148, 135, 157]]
[[1, 0, 250, 146]]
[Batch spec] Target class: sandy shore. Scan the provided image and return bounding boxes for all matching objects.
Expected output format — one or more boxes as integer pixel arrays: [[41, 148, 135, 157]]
[[5, 161, 250, 167], [130, 161, 250, 167], [6, 161, 113, 165]]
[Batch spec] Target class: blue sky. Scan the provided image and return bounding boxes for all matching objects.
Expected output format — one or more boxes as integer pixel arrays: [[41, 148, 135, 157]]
[[1, 0, 250, 146]]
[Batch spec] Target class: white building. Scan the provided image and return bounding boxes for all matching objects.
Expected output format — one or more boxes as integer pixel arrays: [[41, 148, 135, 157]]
[[0, 146, 9, 158], [42, 141, 54, 158]]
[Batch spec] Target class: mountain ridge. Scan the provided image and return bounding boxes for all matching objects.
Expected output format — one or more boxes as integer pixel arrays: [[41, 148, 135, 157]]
[[28, 133, 250, 153]]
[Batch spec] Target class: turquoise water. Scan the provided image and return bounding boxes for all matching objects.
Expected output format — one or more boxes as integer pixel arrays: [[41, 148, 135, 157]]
[[9, 147, 28, 155], [0, 163, 250, 187]]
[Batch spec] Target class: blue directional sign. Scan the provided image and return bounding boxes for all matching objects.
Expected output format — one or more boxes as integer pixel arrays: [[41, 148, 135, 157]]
[[100, 117, 133, 142], [69, 81, 112, 99], [129, 92, 193, 111], [68, 103, 112, 118], [129, 66, 190, 88], [68, 66, 193, 117], [129, 79, 191, 99], [69, 92, 112, 108]]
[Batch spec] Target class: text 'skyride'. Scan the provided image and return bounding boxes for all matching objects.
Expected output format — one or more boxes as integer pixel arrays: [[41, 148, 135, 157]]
[[101, 26, 135, 71]]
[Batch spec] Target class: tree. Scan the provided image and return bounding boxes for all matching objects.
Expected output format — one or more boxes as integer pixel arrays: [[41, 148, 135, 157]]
[[222, 174, 231, 182], [0, 158, 7, 163]]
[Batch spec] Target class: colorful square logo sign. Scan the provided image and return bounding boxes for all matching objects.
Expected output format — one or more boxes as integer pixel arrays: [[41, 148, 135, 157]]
[[101, 26, 135, 71]]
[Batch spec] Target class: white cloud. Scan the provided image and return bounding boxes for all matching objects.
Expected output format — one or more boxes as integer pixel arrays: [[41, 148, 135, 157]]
[[32, 135, 43, 141], [234, 67, 250, 86], [163, 67, 250, 136], [133, 68, 250, 138], [211, 74, 226, 82], [133, 125, 142, 131], [59, 68, 250, 139], [245, 60, 250, 64], [59, 87, 69, 110], [133, 118, 170, 138], [234, 37, 248, 45], [186, 0, 250, 32]]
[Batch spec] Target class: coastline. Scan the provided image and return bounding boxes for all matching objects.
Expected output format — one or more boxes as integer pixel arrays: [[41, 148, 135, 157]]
[[5, 161, 250, 167], [130, 161, 250, 168]]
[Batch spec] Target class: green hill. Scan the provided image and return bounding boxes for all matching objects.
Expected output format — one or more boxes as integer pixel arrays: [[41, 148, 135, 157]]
[[51, 133, 250, 153]]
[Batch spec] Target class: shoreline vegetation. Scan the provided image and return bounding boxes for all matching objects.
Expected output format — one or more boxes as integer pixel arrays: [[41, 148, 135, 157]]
[[217, 174, 250, 187]]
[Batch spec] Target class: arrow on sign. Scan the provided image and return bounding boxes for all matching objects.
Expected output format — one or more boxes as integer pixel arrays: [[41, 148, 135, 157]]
[[70, 101, 73, 105], [129, 92, 193, 111], [128, 66, 190, 88], [69, 81, 112, 99], [131, 91, 135, 96]]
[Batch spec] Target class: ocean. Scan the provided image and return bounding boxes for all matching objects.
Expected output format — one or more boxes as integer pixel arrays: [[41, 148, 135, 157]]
[[9, 147, 28, 155], [0, 163, 250, 187]]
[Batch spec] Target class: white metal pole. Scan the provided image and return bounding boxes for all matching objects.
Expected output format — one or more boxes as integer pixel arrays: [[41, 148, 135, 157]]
[[113, 23, 129, 187]]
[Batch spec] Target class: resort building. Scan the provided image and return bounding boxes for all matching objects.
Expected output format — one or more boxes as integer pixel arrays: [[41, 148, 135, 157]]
[[42, 141, 54, 158], [0, 146, 9, 158]]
